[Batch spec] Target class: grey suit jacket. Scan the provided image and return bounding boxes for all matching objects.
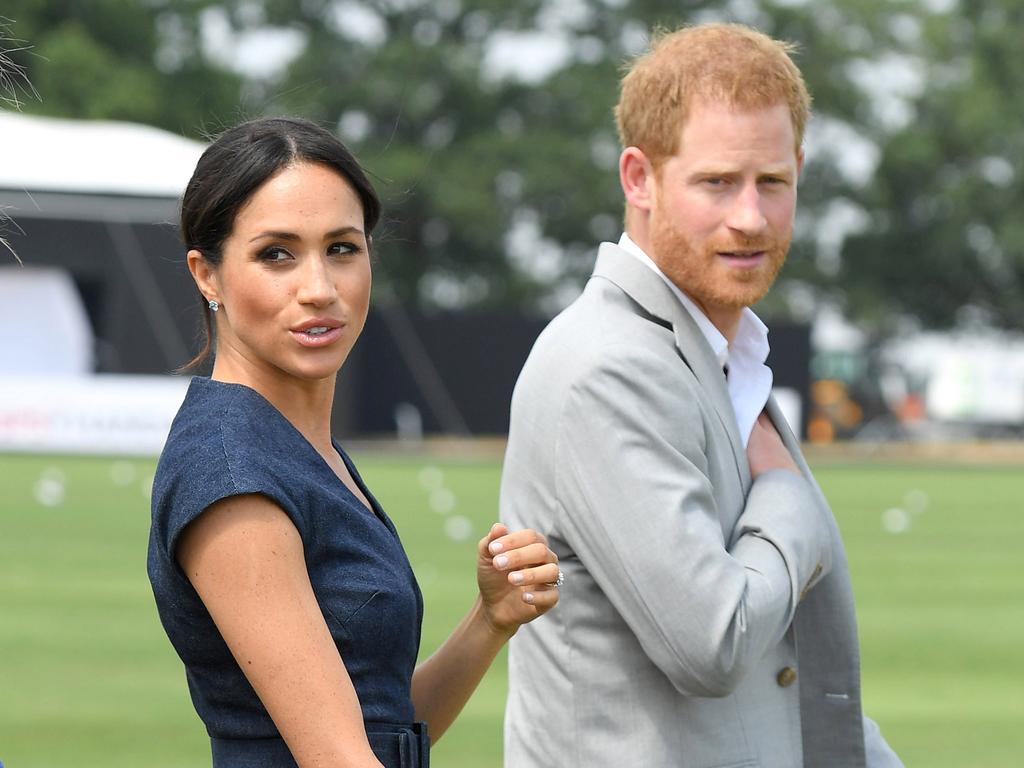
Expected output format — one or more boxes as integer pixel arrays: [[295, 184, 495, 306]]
[[501, 244, 902, 768]]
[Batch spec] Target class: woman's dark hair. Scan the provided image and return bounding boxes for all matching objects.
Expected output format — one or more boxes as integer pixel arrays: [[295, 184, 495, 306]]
[[179, 117, 381, 370]]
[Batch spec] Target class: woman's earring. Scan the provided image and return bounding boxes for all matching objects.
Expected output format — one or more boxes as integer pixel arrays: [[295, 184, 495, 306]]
[[208, 299, 220, 312]]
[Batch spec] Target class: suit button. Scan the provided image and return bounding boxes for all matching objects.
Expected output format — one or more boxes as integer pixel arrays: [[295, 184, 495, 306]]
[[777, 666, 797, 687]]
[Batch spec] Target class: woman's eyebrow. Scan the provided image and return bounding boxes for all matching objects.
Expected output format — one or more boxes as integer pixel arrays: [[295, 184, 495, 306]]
[[248, 225, 364, 244]]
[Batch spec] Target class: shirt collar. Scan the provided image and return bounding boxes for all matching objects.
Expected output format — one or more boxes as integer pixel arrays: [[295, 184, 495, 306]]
[[732, 305, 770, 367]]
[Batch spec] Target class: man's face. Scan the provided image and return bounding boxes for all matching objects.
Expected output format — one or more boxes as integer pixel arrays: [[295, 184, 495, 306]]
[[647, 100, 802, 331]]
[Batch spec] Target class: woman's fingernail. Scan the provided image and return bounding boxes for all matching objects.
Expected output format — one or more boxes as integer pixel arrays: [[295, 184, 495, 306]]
[[494, 554, 508, 568], [523, 592, 535, 604], [489, 541, 503, 554], [510, 572, 524, 585]]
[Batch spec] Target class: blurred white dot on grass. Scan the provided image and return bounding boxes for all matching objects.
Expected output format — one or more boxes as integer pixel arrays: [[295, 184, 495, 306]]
[[110, 460, 137, 486], [903, 489, 929, 515], [882, 507, 910, 534], [429, 487, 456, 515], [444, 515, 473, 542], [418, 465, 444, 491], [34, 467, 66, 507]]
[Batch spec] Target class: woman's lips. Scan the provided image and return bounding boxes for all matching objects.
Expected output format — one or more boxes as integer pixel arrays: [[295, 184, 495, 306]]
[[290, 325, 345, 347]]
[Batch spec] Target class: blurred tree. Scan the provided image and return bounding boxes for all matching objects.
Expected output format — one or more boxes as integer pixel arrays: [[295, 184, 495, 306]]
[[4, 0, 242, 136], [6, 0, 1019, 329], [737, 0, 1024, 333], [837, 0, 1024, 331], [246, 0, 728, 308], [241, 0, 981, 322]]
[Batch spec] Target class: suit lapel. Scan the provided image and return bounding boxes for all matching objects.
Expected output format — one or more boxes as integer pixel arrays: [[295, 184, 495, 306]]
[[592, 243, 749, 486], [765, 395, 803, 468], [765, 396, 833, 512]]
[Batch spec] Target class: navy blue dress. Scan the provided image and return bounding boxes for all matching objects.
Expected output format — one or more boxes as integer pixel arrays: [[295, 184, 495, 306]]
[[148, 377, 429, 767]]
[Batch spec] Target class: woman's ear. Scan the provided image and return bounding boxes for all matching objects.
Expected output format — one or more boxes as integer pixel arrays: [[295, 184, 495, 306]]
[[186, 249, 218, 304]]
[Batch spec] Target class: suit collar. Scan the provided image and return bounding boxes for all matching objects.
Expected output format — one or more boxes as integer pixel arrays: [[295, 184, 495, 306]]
[[592, 242, 749, 484], [616, 233, 730, 368]]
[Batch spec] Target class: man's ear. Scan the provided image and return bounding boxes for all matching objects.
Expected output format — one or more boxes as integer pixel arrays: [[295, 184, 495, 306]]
[[619, 146, 656, 212], [796, 147, 805, 177], [187, 249, 219, 304]]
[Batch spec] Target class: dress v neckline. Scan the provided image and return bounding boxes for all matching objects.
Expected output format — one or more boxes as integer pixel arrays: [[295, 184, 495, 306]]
[[202, 377, 398, 536]]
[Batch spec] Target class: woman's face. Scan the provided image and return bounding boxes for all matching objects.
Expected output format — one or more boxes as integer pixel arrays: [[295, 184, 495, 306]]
[[191, 161, 372, 386]]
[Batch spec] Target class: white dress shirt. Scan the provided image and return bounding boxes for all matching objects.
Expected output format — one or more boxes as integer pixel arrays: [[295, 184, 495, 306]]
[[617, 233, 773, 446]]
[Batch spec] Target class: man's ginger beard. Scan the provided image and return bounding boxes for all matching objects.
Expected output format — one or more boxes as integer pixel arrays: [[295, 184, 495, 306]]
[[648, 203, 791, 312]]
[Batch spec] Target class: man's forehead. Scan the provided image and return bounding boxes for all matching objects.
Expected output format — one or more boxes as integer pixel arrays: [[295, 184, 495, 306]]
[[670, 99, 801, 154]]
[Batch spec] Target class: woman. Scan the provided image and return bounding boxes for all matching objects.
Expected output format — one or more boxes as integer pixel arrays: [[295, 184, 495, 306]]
[[147, 117, 560, 768]]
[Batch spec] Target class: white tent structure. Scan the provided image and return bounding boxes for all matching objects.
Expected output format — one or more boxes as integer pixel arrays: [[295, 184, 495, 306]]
[[0, 109, 207, 373], [0, 109, 204, 198], [1, 110, 205, 454], [0, 266, 94, 374]]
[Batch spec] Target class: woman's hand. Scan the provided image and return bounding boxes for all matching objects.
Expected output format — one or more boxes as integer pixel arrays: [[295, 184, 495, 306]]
[[476, 523, 560, 638], [410, 523, 560, 740]]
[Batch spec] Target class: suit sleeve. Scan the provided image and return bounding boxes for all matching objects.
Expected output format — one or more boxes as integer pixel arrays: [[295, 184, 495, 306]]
[[554, 344, 833, 697], [864, 715, 904, 767]]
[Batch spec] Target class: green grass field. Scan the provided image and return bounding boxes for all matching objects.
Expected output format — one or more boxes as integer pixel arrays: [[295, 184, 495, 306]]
[[1, 451, 1022, 766]]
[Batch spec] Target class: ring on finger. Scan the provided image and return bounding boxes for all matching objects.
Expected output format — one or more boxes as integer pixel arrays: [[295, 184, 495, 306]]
[[547, 569, 564, 589]]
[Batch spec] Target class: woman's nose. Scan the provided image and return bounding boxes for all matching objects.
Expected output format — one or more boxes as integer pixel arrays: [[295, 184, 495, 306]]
[[296, 256, 337, 306]]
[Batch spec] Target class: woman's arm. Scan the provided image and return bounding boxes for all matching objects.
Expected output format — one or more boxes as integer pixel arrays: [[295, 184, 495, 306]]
[[411, 524, 559, 742], [177, 493, 384, 768]]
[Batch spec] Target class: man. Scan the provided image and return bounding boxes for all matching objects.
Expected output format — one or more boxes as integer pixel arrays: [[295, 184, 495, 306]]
[[499, 23, 902, 768]]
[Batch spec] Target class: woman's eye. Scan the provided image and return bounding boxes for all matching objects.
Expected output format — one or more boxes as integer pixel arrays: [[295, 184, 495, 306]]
[[260, 246, 293, 262], [328, 241, 361, 256]]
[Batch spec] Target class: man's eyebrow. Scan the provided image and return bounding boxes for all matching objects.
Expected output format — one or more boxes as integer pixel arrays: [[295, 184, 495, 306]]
[[686, 166, 794, 180], [759, 166, 794, 177]]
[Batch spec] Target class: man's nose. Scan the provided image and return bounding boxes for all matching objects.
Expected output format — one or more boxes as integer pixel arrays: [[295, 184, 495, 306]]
[[725, 185, 768, 235]]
